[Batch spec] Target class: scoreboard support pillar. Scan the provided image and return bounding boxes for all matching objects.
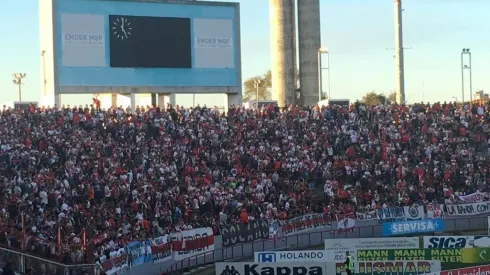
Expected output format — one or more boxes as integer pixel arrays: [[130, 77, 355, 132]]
[[227, 93, 241, 109], [130, 91, 136, 112], [170, 94, 177, 107], [54, 94, 61, 109], [111, 93, 117, 107], [151, 93, 157, 106], [158, 95, 166, 108]]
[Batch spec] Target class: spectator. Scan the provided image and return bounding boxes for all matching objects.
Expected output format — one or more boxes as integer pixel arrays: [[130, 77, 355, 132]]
[[0, 100, 488, 266]]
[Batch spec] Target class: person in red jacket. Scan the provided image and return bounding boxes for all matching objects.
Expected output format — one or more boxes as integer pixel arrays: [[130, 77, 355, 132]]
[[92, 97, 101, 111]]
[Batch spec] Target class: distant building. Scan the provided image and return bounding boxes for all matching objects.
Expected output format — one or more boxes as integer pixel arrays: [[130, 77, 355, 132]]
[[243, 100, 277, 109], [473, 90, 488, 101], [329, 99, 350, 107]]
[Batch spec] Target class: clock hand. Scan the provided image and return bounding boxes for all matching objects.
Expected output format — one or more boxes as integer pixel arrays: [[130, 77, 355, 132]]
[[121, 20, 127, 35]]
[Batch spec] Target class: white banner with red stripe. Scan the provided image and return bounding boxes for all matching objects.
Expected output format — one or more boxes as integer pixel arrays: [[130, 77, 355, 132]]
[[336, 212, 356, 233], [427, 204, 445, 219], [280, 213, 331, 237], [458, 192, 487, 203], [170, 227, 214, 261], [98, 248, 127, 275], [150, 235, 172, 264]]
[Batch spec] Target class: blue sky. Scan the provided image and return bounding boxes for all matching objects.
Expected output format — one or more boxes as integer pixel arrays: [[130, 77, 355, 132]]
[[0, 0, 489, 107]]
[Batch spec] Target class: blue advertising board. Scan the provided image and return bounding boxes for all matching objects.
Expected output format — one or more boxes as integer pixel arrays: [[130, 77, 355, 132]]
[[376, 206, 405, 223], [382, 218, 444, 236], [257, 252, 277, 262], [126, 241, 151, 267], [53, 0, 239, 87]]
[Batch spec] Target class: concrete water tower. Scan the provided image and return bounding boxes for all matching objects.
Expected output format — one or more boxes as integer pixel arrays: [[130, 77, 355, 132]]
[[269, 0, 321, 108]]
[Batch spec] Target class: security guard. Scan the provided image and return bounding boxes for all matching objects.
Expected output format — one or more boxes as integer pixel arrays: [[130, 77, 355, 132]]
[[344, 251, 354, 275]]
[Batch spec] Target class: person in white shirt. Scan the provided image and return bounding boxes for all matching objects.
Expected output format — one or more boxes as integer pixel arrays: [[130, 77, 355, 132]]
[[477, 106, 484, 116], [40, 190, 48, 205], [324, 181, 333, 202]]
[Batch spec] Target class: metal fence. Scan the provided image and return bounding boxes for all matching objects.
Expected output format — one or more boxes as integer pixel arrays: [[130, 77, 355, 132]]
[[0, 215, 487, 275], [0, 247, 97, 275], [164, 215, 488, 274]]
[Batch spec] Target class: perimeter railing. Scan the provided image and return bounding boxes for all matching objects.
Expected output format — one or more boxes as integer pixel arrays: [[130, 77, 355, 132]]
[[0, 215, 486, 275], [0, 246, 97, 275], [165, 215, 488, 274]]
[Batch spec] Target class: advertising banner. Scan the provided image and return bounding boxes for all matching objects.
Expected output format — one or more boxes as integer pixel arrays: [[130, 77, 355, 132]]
[[220, 220, 269, 247], [170, 227, 214, 261], [426, 204, 445, 219], [404, 205, 425, 220], [446, 202, 490, 216], [382, 219, 444, 236], [423, 236, 490, 249], [280, 213, 331, 236], [150, 235, 172, 264], [337, 212, 356, 233], [377, 207, 405, 222], [126, 241, 151, 267], [440, 264, 490, 275], [356, 210, 379, 221], [325, 237, 420, 263], [488, 216, 490, 235], [356, 249, 473, 263], [215, 262, 326, 275], [269, 220, 281, 239], [98, 248, 127, 275], [331, 260, 442, 275], [458, 192, 487, 203], [254, 251, 326, 262], [193, 18, 235, 69], [461, 248, 490, 263], [61, 13, 106, 67], [324, 250, 358, 262]]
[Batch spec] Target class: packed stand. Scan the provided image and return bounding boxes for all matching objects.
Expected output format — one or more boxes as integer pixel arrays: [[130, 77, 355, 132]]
[[324, 101, 490, 214], [0, 101, 488, 265]]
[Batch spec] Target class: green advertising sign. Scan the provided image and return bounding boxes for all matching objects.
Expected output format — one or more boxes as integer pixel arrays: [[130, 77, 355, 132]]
[[461, 248, 490, 264], [333, 261, 442, 275], [357, 249, 464, 263], [357, 248, 490, 269], [357, 248, 490, 270]]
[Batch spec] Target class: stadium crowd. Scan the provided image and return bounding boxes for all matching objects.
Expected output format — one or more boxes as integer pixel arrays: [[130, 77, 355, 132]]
[[0, 101, 489, 265]]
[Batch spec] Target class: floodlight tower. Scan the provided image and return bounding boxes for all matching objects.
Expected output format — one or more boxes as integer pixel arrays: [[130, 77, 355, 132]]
[[12, 73, 27, 101], [461, 48, 472, 105], [394, 0, 405, 105]]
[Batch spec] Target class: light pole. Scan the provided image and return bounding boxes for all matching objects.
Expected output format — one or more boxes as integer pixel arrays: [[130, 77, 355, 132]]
[[317, 48, 330, 102], [12, 73, 26, 101], [461, 48, 472, 106], [253, 78, 261, 102]]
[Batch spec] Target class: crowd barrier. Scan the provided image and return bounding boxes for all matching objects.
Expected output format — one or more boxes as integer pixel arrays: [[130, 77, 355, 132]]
[[1, 201, 489, 275], [0, 247, 96, 275], [159, 215, 488, 275]]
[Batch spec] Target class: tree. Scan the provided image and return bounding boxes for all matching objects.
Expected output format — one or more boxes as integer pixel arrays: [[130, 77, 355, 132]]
[[388, 92, 396, 104], [361, 91, 398, 105], [361, 92, 382, 106], [243, 70, 272, 101]]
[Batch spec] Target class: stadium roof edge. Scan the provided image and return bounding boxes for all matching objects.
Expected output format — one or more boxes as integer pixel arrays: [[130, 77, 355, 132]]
[[99, 0, 239, 8]]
